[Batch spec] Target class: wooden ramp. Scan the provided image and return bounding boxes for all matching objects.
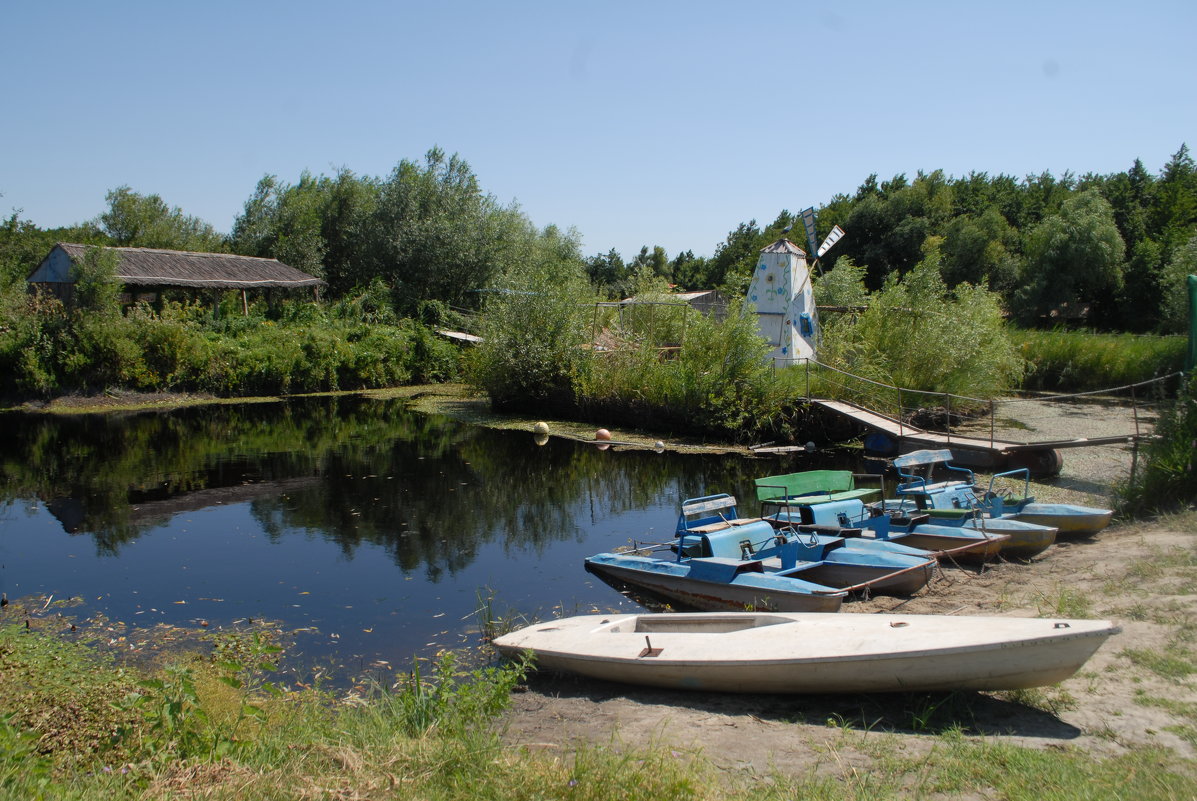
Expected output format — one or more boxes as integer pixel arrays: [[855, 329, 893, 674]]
[[809, 399, 1135, 475], [812, 399, 1020, 454]]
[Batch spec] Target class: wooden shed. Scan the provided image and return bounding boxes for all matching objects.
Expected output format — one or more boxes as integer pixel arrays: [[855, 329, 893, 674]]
[[27, 243, 324, 311]]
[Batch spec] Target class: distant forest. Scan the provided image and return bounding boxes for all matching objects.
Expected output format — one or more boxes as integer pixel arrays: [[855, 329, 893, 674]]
[[3, 144, 1196, 334]]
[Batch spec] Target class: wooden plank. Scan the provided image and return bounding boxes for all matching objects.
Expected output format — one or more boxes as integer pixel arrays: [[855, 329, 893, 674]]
[[810, 399, 1022, 455], [1005, 436, 1134, 450], [435, 329, 482, 344], [681, 496, 738, 516], [893, 449, 954, 468]]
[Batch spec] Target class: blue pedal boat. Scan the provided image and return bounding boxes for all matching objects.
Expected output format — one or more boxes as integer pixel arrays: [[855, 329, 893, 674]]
[[584, 494, 935, 613]]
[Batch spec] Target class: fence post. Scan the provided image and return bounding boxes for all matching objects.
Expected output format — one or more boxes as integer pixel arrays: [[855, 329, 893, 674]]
[[1131, 382, 1141, 441], [945, 392, 952, 442], [897, 388, 904, 438], [989, 399, 996, 449]]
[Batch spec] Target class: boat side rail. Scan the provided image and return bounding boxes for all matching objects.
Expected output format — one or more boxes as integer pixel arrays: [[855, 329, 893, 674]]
[[986, 467, 1032, 501], [983, 467, 1032, 516]]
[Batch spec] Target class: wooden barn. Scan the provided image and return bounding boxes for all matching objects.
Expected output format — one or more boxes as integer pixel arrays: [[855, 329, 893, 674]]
[[27, 243, 324, 312]]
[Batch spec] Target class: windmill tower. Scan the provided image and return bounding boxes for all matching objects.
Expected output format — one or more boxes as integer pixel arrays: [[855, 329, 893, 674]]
[[747, 239, 819, 364], [746, 209, 845, 366]]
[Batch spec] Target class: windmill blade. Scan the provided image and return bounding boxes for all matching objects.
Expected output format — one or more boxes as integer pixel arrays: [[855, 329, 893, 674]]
[[799, 207, 819, 256], [817, 225, 846, 258]]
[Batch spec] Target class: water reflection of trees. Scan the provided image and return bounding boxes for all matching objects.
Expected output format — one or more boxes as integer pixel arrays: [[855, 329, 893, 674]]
[[0, 397, 808, 574]]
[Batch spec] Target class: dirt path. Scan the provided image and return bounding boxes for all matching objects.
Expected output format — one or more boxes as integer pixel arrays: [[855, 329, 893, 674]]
[[499, 513, 1197, 777]]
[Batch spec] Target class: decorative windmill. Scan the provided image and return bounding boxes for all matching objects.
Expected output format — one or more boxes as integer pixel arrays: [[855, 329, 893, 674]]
[[745, 208, 845, 366]]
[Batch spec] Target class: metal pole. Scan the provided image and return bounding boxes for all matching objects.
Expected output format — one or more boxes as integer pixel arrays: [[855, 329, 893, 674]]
[[897, 388, 904, 438]]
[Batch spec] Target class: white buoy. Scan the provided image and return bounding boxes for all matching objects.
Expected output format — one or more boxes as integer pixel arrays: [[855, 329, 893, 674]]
[[533, 421, 550, 435]]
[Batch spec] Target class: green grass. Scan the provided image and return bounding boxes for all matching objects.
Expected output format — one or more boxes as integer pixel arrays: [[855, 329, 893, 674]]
[[872, 733, 1197, 800], [1034, 585, 1094, 619], [1120, 645, 1197, 681], [1014, 328, 1185, 392], [2, 618, 1196, 800]]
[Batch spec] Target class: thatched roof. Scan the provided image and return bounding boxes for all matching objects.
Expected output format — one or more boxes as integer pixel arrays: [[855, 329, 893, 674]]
[[33, 243, 323, 289]]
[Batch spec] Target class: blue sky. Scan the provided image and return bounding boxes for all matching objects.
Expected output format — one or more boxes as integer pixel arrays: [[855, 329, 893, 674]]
[[3, 1, 1195, 259]]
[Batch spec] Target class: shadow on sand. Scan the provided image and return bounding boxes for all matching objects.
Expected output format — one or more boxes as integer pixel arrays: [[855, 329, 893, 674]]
[[518, 670, 1083, 740]]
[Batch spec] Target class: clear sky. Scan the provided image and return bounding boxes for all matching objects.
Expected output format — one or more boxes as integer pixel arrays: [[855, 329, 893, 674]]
[[2, 1, 1194, 260]]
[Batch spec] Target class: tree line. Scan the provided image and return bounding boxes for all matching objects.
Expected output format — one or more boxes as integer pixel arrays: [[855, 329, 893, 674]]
[[4, 144, 1196, 333]]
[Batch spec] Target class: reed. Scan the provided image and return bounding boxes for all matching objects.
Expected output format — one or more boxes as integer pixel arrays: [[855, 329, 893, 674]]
[[1014, 328, 1186, 392], [1118, 371, 1197, 514]]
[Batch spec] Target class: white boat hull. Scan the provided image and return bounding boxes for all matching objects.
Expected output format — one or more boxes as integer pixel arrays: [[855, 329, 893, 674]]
[[494, 612, 1119, 694]]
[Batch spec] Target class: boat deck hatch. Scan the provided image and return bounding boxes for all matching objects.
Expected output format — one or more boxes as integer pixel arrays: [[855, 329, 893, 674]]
[[630, 614, 792, 634]]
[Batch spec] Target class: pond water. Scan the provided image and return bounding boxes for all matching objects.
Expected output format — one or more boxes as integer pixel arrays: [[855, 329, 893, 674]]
[[0, 396, 862, 679]]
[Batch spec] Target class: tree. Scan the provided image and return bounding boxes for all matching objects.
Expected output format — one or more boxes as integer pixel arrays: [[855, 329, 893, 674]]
[[627, 245, 670, 281], [585, 249, 629, 298], [1118, 238, 1165, 331], [940, 208, 1020, 293], [72, 245, 122, 314], [368, 148, 508, 311], [1159, 233, 1197, 334], [1151, 144, 1197, 252], [669, 250, 709, 290], [1016, 190, 1126, 326], [705, 220, 764, 290], [97, 186, 223, 251], [230, 169, 380, 292]]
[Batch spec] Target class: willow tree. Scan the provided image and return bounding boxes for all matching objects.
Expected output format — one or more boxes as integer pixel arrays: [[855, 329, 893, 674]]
[[1015, 190, 1126, 326]]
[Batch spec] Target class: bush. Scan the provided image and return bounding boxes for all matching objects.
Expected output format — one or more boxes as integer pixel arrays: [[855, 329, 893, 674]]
[[813, 240, 1024, 406], [0, 290, 461, 399], [467, 266, 595, 413], [1118, 371, 1197, 514]]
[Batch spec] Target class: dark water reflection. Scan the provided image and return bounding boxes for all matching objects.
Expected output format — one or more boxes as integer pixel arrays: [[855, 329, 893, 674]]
[[0, 396, 860, 678]]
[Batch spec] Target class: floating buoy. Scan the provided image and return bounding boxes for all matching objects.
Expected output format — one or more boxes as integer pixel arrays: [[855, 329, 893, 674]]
[[595, 429, 611, 441], [653, 441, 665, 453], [532, 421, 549, 435]]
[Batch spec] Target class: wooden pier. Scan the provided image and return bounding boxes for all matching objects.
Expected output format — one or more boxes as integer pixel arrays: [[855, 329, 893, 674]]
[[808, 398, 1136, 476]]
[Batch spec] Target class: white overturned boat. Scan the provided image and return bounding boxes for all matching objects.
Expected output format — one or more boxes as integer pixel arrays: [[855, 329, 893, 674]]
[[493, 612, 1119, 694]]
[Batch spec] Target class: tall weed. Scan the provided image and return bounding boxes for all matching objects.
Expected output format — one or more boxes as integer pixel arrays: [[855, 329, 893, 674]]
[[815, 241, 1023, 407], [1118, 370, 1197, 514], [1015, 328, 1185, 392]]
